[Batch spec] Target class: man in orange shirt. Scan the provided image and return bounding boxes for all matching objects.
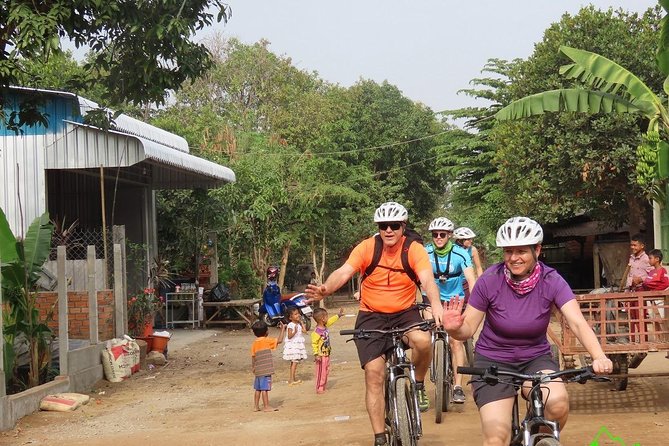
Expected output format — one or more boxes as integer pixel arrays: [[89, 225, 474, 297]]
[[306, 202, 442, 446]]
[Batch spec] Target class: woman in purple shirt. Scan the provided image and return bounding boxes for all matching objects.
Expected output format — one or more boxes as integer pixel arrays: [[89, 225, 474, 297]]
[[443, 217, 612, 446]]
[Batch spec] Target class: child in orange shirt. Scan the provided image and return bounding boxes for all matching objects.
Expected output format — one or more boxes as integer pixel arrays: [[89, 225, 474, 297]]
[[251, 321, 285, 411]]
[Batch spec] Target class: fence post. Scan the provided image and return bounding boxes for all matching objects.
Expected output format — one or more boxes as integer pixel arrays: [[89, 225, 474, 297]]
[[112, 226, 127, 331], [87, 246, 99, 344], [58, 245, 69, 376], [113, 244, 125, 338]]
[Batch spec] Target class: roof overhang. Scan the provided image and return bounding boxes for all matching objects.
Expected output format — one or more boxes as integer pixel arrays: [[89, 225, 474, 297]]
[[49, 121, 235, 189]]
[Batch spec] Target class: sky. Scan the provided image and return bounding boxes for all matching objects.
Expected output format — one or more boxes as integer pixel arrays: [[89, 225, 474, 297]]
[[202, 0, 658, 113]]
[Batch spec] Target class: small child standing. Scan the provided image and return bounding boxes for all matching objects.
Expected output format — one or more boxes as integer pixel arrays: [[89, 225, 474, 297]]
[[283, 307, 308, 385], [251, 320, 285, 412], [311, 307, 345, 394]]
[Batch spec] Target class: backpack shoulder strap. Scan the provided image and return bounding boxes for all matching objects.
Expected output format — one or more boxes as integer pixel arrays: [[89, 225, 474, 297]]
[[362, 234, 384, 282], [401, 237, 421, 286]]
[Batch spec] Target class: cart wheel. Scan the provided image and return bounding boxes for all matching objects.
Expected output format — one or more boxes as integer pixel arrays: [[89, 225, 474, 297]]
[[611, 354, 629, 391]]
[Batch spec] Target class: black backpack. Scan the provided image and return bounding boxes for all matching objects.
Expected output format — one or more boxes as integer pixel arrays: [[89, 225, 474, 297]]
[[361, 227, 424, 286]]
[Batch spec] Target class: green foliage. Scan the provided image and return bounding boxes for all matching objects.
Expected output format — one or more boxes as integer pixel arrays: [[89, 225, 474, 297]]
[[492, 5, 664, 229], [0, 209, 54, 390], [0, 1, 231, 128], [152, 39, 445, 293]]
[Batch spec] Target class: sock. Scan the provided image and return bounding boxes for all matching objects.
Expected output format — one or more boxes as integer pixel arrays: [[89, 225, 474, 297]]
[[374, 433, 386, 445], [415, 381, 425, 390]]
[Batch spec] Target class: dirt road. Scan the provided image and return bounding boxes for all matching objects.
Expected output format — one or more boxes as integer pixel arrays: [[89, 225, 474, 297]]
[[1, 303, 668, 446]]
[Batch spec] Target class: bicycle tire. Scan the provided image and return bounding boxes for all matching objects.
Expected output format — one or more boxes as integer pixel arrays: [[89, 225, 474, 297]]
[[534, 437, 561, 446], [442, 345, 452, 412], [392, 377, 415, 446], [611, 353, 629, 391], [464, 338, 474, 366], [434, 340, 445, 423]]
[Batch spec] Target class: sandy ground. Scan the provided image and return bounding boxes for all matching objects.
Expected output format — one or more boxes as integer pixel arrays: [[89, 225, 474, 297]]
[[1, 302, 668, 446]]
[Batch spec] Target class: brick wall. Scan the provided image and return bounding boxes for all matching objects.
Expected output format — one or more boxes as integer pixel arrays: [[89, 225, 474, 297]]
[[35, 290, 115, 341]]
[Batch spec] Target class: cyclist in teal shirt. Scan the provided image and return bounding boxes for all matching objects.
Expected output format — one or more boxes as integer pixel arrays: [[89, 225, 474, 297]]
[[424, 217, 476, 403]]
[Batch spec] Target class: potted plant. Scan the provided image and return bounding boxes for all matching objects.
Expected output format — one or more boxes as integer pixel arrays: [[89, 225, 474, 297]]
[[127, 288, 163, 337]]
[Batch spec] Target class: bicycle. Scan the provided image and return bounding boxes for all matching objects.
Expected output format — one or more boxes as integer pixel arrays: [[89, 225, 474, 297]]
[[418, 302, 474, 423], [429, 324, 453, 423], [341, 319, 431, 446], [458, 365, 609, 446]]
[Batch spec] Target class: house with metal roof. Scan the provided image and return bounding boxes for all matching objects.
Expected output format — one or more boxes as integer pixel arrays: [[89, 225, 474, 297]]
[[1, 86, 235, 276]]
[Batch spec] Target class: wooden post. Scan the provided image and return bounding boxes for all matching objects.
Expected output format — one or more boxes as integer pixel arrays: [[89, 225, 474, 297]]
[[57, 246, 69, 376], [208, 231, 218, 286], [87, 245, 99, 344], [593, 243, 601, 289], [113, 244, 125, 338]]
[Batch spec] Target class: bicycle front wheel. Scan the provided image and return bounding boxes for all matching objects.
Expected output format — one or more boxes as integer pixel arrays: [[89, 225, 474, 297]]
[[442, 344, 453, 413], [534, 437, 561, 446], [434, 340, 445, 423], [390, 376, 415, 446]]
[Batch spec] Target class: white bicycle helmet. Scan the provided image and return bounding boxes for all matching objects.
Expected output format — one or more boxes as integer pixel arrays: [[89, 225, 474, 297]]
[[453, 227, 476, 240], [428, 217, 454, 231], [374, 202, 409, 223], [496, 217, 543, 247]]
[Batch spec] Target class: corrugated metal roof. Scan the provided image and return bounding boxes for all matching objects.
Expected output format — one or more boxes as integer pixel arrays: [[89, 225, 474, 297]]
[[8, 87, 188, 152], [49, 121, 235, 187], [76, 96, 189, 152], [9, 86, 235, 187]]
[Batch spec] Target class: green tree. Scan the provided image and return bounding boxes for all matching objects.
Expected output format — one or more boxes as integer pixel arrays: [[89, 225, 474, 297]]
[[0, 1, 231, 130], [437, 58, 520, 248], [492, 5, 665, 232]]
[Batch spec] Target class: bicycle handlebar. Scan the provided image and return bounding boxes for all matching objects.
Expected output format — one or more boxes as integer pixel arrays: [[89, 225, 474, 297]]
[[340, 319, 433, 338], [458, 365, 611, 385]]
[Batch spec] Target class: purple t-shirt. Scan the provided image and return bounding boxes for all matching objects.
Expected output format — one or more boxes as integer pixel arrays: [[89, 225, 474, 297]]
[[468, 262, 574, 362]]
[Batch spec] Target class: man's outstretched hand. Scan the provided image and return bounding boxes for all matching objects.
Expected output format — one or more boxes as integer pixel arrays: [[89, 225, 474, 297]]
[[305, 283, 326, 304]]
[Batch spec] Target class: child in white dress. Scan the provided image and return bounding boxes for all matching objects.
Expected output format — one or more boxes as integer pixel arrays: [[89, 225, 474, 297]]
[[283, 307, 308, 384]]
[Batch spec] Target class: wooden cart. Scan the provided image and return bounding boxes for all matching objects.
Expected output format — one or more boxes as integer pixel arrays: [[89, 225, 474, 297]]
[[548, 290, 669, 390]]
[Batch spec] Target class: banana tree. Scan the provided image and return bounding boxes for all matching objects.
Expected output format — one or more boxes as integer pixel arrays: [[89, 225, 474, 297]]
[[0, 209, 54, 389], [495, 0, 669, 201], [496, 43, 669, 200]]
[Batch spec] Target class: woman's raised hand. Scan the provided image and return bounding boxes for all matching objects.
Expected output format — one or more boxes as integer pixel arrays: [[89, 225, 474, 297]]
[[442, 296, 465, 332]]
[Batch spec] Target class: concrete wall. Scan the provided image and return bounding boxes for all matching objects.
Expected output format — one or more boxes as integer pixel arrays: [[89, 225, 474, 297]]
[[0, 343, 106, 431]]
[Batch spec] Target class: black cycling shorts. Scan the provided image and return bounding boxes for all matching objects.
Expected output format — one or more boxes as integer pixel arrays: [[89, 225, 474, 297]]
[[469, 353, 559, 408], [353, 306, 425, 369]]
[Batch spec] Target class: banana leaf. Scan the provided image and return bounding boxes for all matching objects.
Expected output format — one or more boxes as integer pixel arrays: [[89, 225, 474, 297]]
[[0, 208, 18, 267], [22, 213, 53, 287], [495, 88, 643, 121], [559, 46, 661, 114]]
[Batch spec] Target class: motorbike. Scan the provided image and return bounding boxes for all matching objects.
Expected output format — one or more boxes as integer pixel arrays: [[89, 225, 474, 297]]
[[254, 291, 313, 331]]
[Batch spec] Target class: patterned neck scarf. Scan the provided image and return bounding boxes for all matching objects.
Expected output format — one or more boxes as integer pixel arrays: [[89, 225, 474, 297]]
[[504, 262, 542, 295]]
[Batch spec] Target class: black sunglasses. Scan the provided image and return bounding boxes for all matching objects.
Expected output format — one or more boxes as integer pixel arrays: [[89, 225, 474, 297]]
[[432, 232, 451, 239], [378, 222, 402, 231]]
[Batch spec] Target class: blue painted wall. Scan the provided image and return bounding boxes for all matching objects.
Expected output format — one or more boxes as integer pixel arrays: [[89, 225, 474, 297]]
[[0, 91, 84, 136]]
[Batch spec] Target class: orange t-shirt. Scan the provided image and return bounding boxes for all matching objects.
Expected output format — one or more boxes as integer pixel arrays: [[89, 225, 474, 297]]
[[250, 337, 278, 356], [346, 236, 431, 313]]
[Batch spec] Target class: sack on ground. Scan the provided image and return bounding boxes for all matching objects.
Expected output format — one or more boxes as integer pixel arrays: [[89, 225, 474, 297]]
[[40, 393, 89, 412], [124, 335, 141, 373], [101, 338, 132, 382]]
